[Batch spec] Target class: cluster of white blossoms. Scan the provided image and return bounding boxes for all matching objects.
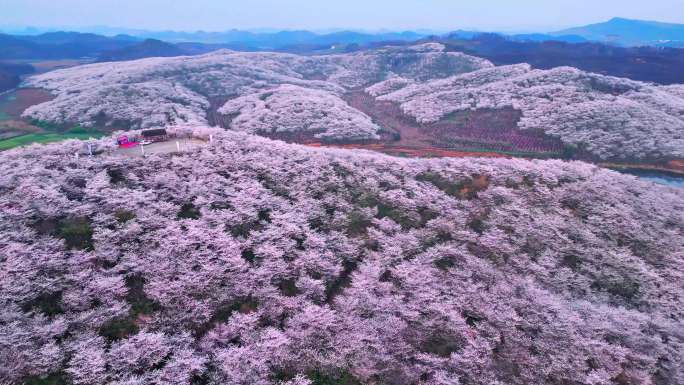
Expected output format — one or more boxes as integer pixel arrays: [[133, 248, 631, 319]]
[[23, 80, 210, 129], [219, 84, 381, 141], [365, 74, 416, 97], [371, 65, 684, 160]]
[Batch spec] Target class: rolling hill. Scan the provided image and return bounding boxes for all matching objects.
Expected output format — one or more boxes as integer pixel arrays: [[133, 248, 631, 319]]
[[0, 129, 682, 385], [20, 43, 684, 162], [21, 43, 492, 139]]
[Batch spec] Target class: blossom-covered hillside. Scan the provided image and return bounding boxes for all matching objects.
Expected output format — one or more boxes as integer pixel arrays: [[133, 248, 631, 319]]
[[1, 131, 682, 385], [19, 43, 684, 161], [21, 43, 490, 141], [218, 85, 381, 141], [370, 64, 684, 160]]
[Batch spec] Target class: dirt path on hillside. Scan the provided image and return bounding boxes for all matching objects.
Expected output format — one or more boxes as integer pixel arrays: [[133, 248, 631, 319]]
[[306, 142, 509, 159]]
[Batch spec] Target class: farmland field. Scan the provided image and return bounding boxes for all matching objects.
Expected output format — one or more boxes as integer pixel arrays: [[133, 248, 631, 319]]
[[323, 90, 568, 158], [0, 58, 100, 149], [0, 132, 106, 151]]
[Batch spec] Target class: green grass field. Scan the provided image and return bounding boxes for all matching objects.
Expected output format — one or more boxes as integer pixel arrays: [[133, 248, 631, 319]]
[[0, 132, 107, 151]]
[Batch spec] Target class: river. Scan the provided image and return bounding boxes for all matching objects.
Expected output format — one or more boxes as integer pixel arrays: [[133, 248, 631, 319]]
[[617, 169, 684, 188]]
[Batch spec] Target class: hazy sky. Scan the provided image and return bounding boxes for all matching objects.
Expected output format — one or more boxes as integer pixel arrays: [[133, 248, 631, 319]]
[[2, 0, 683, 32]]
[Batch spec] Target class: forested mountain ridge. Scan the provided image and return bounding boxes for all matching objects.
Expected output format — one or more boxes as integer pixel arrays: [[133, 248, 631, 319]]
[[0, 32, 140, 60], [96, 39, 186, 62], [438, 33, 684, 85]]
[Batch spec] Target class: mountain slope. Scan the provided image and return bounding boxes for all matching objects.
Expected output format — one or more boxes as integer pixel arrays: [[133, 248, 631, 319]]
[[0, 34, 43, 59], [20, 43, 684, 161], [0, 131, 682, 385], [370, 64, 684, 160], [219, 84, 382, 141], [97, 39, 186, 62], [0, 62, 34, 92], [555, 17, 684, 46]]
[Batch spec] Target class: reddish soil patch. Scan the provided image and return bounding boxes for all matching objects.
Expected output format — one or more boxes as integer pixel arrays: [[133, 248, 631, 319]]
[[668, 160, 684, 174], [430, 109, 563, 153], [343, 91, 424, 145]]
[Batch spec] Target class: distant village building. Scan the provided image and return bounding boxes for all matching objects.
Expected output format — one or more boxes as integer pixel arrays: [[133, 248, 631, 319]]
[[117, 135, 132, 145], [117, 135, 139, 148], [141, 129, 168, 142]]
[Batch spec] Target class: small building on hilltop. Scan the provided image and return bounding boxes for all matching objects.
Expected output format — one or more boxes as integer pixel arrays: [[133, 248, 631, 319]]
[[141, 129, 168, 142], [117, 135, 138, 148]]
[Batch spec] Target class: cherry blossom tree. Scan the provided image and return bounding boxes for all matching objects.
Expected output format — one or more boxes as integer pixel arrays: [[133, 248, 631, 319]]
[[0, 130, 682, 384]]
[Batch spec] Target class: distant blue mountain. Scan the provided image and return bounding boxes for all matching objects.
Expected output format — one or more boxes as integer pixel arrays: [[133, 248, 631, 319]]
[[4, 18, 684, 65], [132, 29, 427, 47], [17, 31, 138, 45], [444, 31, 587, 44], [510, 33, 587, 43], [0, 32, 140, 60], [0, 28, 430, 60], [554, 17, 684, 46], [6, 19, 684, 49]]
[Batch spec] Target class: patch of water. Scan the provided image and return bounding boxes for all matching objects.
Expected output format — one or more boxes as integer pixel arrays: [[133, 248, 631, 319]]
[[618, 169, 684, 188]]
